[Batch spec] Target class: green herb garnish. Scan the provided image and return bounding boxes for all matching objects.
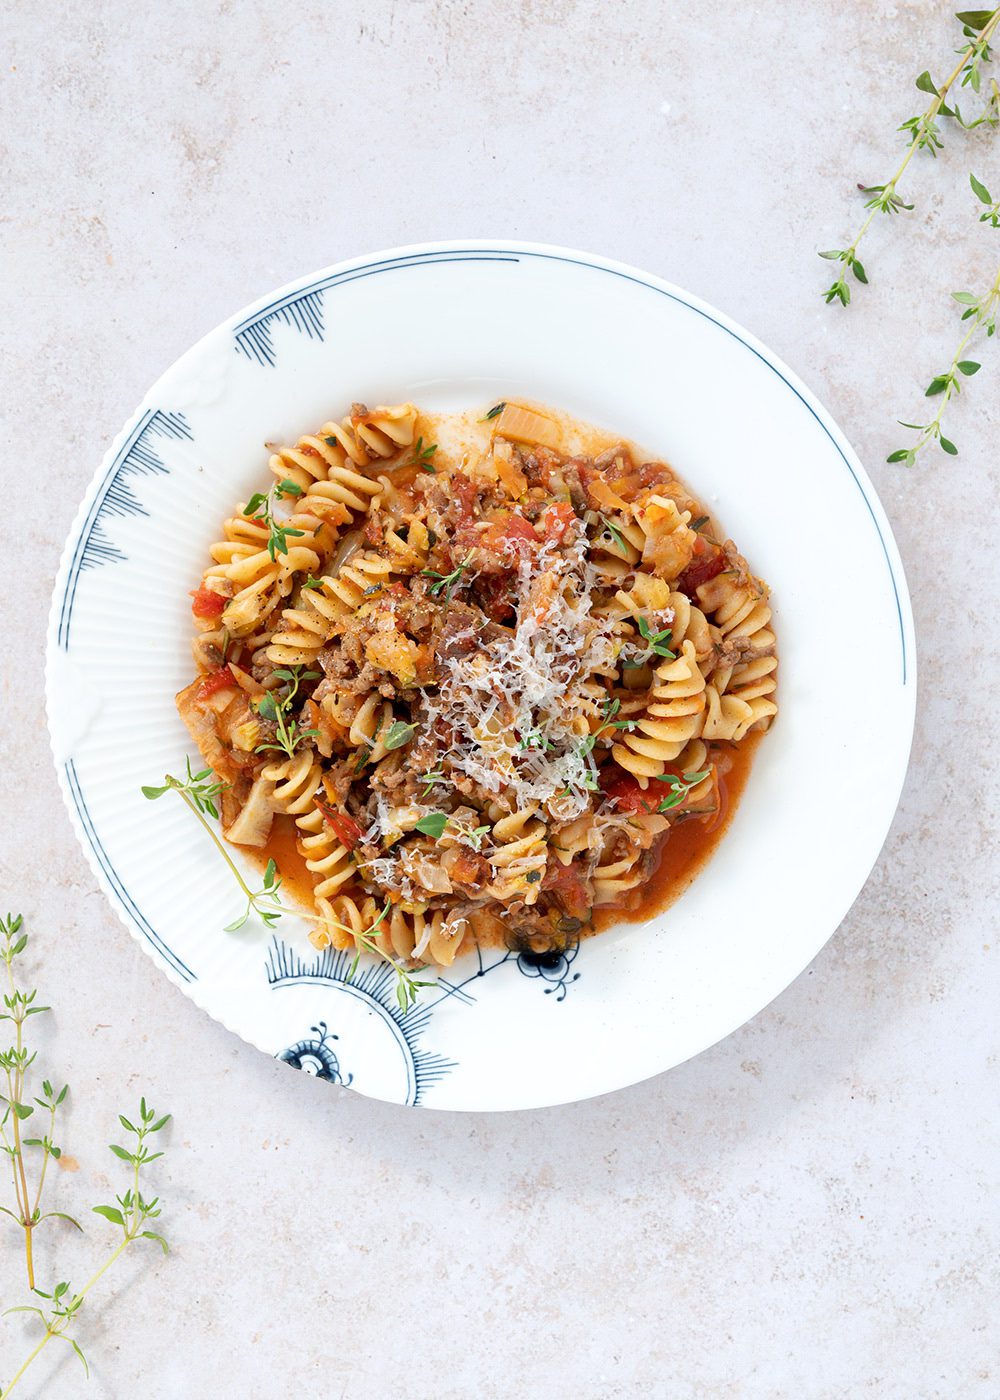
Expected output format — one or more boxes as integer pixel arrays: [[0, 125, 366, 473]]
[[243, 477, 306, 562], [820, 10, 1000, 307], [598, 515, 628, 555], [888, 173, 1000, 465], [480, 402, 506, 421], [0, 914, 75, 1290], [0, 1096, 171, 1393], [405, 437, 438, 472], [415, 812, 449, 839], [223, 858, 284, 932], [653, 769, 711, 813], [636, 616, 676, 660], [419, 767, 446, 798], [254, 667, 320, 759], [383, 720, 417, 751], [142, 761, 285, 932], [600, 696, 637, 732], [422, 554, 473, 601]]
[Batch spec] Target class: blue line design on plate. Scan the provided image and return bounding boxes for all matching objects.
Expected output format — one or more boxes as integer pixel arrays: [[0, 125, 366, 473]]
[[233, 253, 520, 366], [57, 409, 192, 650], [232, 246, 908, 683], [64, 761, 196, 984], [266, 933, 581, 1103], [266, 938, 455, 1104]]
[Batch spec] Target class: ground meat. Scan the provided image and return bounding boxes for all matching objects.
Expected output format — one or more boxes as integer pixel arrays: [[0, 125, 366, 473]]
[[713, 634, 774, 671], [594, 444, 633, 472], [434, 603, 489, 661]]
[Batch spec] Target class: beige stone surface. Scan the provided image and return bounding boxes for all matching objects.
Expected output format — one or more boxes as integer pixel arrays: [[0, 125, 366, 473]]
[[1, 2, 998, 1396]]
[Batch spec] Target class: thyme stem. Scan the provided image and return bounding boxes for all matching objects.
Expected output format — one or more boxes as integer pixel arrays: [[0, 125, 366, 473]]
[[822, 8, 1000, 302]]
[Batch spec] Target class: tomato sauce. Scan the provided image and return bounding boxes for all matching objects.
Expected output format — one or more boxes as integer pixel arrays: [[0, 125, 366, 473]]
[[593, 730, 762, 932], [244, 815, 316, 913]]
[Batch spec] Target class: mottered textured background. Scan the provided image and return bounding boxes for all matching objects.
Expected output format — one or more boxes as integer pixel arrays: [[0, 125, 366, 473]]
[[1, 2, 997, 1397]]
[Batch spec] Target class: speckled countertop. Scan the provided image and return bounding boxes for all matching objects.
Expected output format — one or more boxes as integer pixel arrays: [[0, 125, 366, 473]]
[[1, 3, 997, 1397]]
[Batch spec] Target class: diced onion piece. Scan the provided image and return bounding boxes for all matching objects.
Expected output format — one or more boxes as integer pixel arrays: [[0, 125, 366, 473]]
[[494, 403, 562, 449], [329, 528, 364, 575], [224, 776, 276, 847], [227, 663, 266, 697], [586, 477, 628, 512]]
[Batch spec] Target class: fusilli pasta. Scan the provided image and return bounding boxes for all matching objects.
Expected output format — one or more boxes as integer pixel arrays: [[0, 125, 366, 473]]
[[178, 399, 777, 972]]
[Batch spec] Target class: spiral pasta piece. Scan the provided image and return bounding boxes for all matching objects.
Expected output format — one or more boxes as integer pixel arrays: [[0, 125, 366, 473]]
[[372, 907, 469, 968], [204, 542, 322, 637], [269, 403, 418, 487], [612, 638, 707, 781], [296, 806, 356, 900], [260, 751, 323, 816], [324, 551, 394, 611], [310, 892, 381, 951], [488, 809, 547, 903], [592, 847, 645, 905], [265, 579, 346, 668], [348, 694, 394, 761]]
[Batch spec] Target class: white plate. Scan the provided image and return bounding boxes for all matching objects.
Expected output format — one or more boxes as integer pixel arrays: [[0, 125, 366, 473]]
[[45, 242, 915, 1111]]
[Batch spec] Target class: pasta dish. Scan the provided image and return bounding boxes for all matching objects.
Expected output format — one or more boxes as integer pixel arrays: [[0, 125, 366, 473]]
[[177, 401, 777, 968]]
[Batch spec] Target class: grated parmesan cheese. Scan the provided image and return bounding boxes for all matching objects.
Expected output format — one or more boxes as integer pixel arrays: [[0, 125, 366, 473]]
[[418, 537, 618, 818]]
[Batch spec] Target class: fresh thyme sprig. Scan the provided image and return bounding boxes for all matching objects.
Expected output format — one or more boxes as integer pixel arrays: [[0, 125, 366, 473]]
[[254, 667, 320, 759], [518, 730, 553, 752], [653, 769, 711, 814], [383, 721, 417, 751], [599, 696, 637, 733], [421, 554, 473, 601], [141, 762, 286, 932], [414, 812, 449, 839], [0, 1102, 170, 1398], [243, 477, 306, 561], [419, 767, 446, 798], [324, 902, 435, 1013], [971, 169, 1000, 224], [821, 8, 1000, 304], [404, 437, 437, 472], [223, 859, 284, 933], [888, 173, 1000, 464], [0, 916, 76, 1291], [451, 821, 490, 851], [598, 515, 628, 555], [636, 616, 676, 660]]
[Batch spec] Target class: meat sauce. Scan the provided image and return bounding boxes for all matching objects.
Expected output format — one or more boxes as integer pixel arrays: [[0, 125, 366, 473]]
[[243, 403, 767, 943], [247, 720, 763, 937], [593, 730, 761, 932]]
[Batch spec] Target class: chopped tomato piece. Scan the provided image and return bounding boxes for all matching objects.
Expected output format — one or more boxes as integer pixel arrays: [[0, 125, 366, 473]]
[[676, 536, 726, 597], [476, 573, 517, 623], [542, 502, 576, 543], [542, 859, 591, 918], [600, 766, 655, 814], [316, 803, 364, 851], [197, 666, 236, 700], [637, 461, 673, 489], [481, 510, 538, 554], [452, 472, 479, 524], [190, 585, 227, 619]]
